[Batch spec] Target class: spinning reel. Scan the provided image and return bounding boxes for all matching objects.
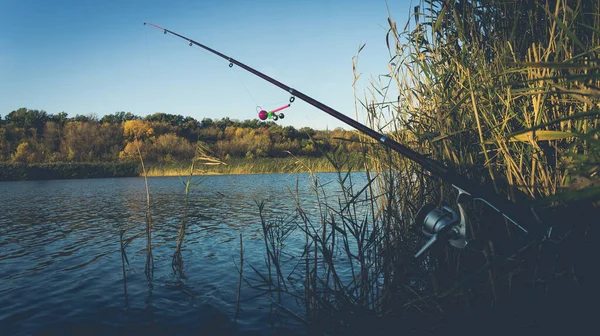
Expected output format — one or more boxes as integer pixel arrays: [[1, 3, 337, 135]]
[[414, 186, 470, 258], [414, 185, 531, 258]]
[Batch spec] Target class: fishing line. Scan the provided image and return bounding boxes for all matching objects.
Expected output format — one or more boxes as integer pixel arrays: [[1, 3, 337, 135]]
[[230, 68, 288, 108], [229, 63, 259, 107], [143, 22, 545, 243], [144, 29, 152, 78], [143, 26, 161, 116], [229, 59, 295, 122]]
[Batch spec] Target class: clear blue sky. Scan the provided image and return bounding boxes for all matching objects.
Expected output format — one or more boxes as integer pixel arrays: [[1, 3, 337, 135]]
[[0, 0, 412, 130]]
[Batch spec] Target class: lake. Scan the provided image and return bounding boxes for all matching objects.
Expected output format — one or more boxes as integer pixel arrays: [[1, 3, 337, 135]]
[[0, 172, 369, 335]]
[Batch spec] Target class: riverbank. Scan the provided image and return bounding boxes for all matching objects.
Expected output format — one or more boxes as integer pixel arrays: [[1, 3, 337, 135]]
[[0, 156, 363, 181], [0, 162, 140, 181], [144, 156, 363, 176]]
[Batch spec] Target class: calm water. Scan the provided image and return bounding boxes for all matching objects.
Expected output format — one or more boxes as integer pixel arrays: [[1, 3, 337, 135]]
[[0, 172, 367, 335]]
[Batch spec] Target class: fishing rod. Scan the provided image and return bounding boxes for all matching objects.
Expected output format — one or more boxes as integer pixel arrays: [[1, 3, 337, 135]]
[[143, 22, 545, 256]]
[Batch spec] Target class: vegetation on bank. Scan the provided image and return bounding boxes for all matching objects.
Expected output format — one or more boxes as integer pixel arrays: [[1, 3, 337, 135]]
[[0, 107, 366, 179], [0, 108, 360, 180], [0, 162, 140, 181], [0, 155, 364, 180], [144, 156, 364, 176], [0, 108, 362, 167]]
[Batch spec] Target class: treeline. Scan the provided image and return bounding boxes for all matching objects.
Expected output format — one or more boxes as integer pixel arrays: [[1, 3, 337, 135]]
[[0, 108, 362, 165]]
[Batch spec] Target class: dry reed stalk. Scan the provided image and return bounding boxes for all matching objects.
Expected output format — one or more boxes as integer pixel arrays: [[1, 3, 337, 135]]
[[136, 143, 154, 280], [172, 159, 195, 278], [119, 228, 129, 306], [353, 0, 599, 328], [235, 233, 243, 322], [242, 1, 599, 332]]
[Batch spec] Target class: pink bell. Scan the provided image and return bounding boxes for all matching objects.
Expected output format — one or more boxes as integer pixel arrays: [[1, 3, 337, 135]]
[[258, 110, 268, 120]]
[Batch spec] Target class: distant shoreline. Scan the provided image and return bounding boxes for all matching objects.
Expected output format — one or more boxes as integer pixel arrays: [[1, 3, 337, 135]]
[[0, 157, 362, 181], [0, 162, 140, 181], [144, 156, 360, 177]]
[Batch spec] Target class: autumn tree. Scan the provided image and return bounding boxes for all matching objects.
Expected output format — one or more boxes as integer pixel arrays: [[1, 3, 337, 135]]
[[198, 126, 221, 143], [1, 110, 355, 164], [122, 120, 155, 141], [0, 127, 9, 160], [11, 142, 36, 163], [62, 122, 123, 162], [42, 121, 62, 161], [146, 133, 195, 163], [119, 140, 144, 161]]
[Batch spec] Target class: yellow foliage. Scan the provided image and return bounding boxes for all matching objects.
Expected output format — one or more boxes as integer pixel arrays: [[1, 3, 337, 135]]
[[123, 120, 155, 140], [224, 125, 237, 139], [119, 140, 143, 161], [11, 142, 35, 164]]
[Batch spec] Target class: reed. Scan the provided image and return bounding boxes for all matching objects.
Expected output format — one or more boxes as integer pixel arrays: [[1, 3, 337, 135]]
[[143, 155, 364, 177], [171, 159, 194, 279], [137, 144, 154, 281], [358, 0, 600, 331], [239, 151, 386, 333], [234, 233, 244, 322], [172, 142, 226, 278], [243, 0, 600, 333], [118, 228, 129, 306]]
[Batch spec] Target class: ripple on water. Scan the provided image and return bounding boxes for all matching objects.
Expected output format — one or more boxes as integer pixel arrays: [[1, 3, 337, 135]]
[[0, 173, 367, 335]]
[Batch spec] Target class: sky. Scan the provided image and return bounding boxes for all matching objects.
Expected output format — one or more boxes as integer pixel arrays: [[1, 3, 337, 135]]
[[0, 0, 413, 130]]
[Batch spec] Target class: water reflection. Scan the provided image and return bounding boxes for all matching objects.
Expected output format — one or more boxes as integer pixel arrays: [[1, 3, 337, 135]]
[[0, 172, 367, 335]]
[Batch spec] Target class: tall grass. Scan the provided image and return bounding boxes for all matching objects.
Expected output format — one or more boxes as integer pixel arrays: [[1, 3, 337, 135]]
[[143, 155, 364, 177], [243, 0, 600, 333], [172, 143, 226, 278], [374, 0, 599, 200], [137, 144, 154, 281], [361, 0, 600, 331]]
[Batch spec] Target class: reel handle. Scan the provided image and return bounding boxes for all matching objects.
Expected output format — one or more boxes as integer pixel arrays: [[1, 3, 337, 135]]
[[415, 234, 439, 258]]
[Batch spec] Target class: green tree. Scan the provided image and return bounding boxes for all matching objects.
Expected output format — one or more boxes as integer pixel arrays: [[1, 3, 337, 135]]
[[145, 112, 186, 126], [298, 126, 316, 139], [5, 108, 50, 137], [51, 112, 69, 125], [200, 118, 214, 129], [100, 111, 139, 124], [71, 114, 98, 123]]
